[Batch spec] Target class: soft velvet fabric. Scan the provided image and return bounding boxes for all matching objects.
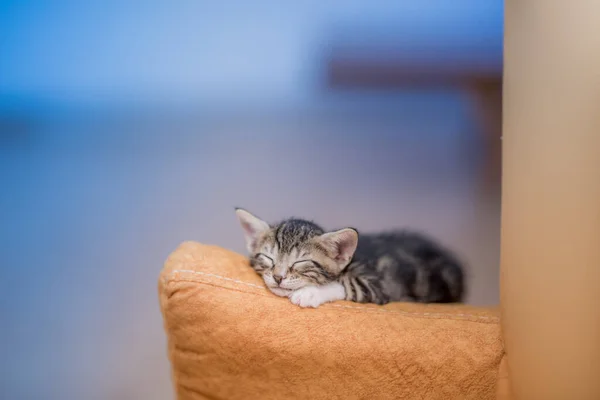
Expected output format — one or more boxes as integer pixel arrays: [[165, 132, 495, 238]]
[[159, 242, 504, 400]]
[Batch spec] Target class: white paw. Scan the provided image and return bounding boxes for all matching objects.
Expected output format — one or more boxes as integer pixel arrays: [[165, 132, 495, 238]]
[[290, 286, 326, 308]]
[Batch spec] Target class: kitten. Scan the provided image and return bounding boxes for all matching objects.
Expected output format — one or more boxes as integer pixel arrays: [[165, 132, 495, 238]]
[[235, 209, 465, 308]]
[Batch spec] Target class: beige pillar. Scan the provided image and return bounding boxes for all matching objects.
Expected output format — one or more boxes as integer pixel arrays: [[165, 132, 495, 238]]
[[502, 1, 600, 399]]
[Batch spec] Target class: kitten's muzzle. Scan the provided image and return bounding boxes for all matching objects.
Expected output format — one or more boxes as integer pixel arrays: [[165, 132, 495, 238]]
[[273, 274, 283, 285]]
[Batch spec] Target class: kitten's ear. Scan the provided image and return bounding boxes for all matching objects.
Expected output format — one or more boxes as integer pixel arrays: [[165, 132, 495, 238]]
[[235, 208, 270, 253], [319, 228, 359, 270]]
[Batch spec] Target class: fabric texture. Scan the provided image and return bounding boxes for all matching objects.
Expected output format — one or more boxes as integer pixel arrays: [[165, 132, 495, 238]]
[[159, 241, 504, 400]]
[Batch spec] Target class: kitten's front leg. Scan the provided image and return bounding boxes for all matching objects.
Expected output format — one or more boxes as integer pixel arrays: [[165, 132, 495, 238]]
[[289, 282, 346, 308]]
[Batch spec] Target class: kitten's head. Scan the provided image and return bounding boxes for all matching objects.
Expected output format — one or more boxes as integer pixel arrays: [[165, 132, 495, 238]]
[[235, 208, 358, 297]]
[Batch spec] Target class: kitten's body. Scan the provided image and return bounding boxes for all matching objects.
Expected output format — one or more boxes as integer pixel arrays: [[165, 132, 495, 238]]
[[339, 231, 464, 304], [236, 209, 465, 308]]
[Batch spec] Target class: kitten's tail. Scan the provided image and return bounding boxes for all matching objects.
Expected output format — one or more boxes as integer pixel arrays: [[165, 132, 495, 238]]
[[425, 256, 465, 303], [440, 260, 465, 302]]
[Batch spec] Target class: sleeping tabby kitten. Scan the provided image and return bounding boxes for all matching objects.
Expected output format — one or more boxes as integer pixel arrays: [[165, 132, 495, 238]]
[[235, 209, 465, 308]]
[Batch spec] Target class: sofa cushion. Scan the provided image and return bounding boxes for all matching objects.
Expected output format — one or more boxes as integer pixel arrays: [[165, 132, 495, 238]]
[[159, 241, 503, 400]]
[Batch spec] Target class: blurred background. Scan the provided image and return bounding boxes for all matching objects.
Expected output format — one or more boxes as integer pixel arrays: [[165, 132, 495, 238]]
[[0, 1, 503, 399]]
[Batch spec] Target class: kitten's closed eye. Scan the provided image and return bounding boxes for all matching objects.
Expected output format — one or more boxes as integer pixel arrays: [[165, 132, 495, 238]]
[[257, 253, 274, 267], [291, 261, 325, 280], [250, 253, 275, 274], [292, 260, 315, 268], [292, 260, 326, 274]]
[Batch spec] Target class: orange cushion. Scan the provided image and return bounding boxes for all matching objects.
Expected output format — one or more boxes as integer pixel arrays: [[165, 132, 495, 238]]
[[159, 242, 504, 400]]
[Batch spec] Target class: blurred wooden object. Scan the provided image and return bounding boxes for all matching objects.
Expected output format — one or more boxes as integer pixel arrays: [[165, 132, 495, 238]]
[[325, 55, 502, 190], [468, 79, 502, 192]]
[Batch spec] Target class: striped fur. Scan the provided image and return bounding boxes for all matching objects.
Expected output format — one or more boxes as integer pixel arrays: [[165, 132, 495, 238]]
[[236, 209, 465, 306]]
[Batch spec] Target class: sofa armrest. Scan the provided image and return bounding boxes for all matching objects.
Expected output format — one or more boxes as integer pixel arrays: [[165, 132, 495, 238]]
[[159, 242, 503, 400]]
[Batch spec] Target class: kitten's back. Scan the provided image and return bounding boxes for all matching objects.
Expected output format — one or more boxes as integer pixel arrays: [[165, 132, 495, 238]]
[[350, 231, 465, 303]]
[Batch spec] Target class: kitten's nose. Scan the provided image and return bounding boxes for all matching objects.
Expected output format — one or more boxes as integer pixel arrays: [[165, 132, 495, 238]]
[[273, 274, 283, 285]]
